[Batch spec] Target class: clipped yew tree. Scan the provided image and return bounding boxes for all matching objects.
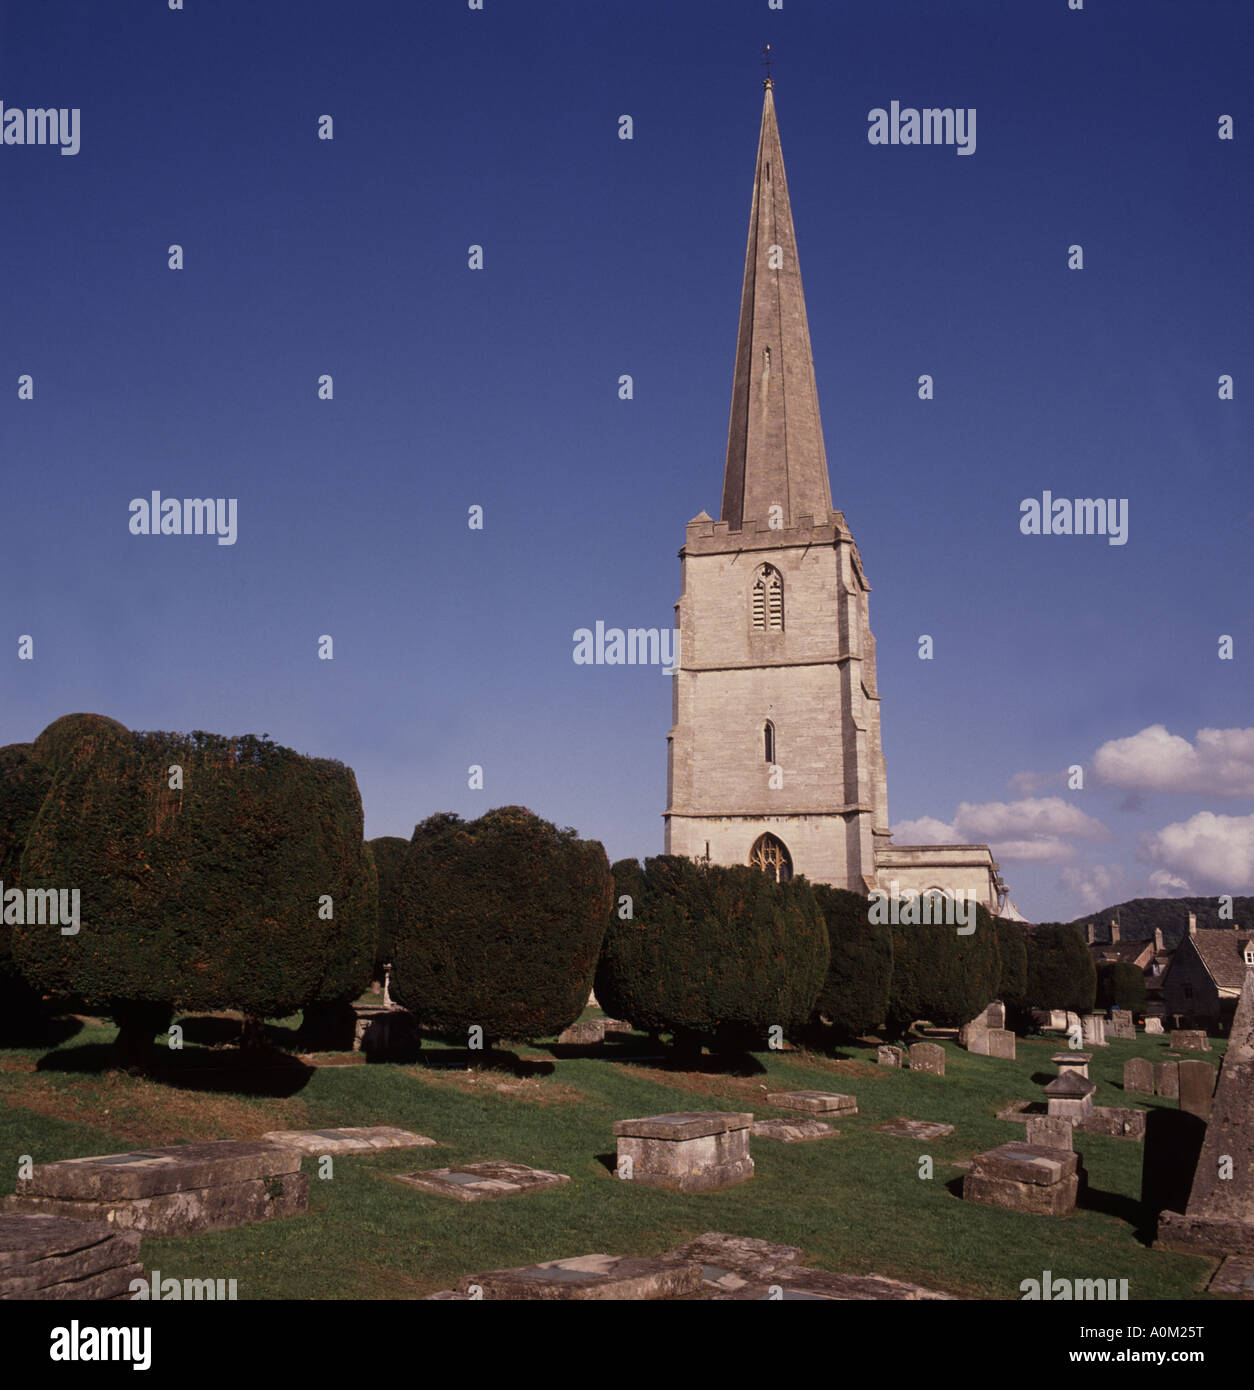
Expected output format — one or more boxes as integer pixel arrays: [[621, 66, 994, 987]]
[[808, 884, 893, 1040], [595, 855, 829, 1056], [885, 902, 1002, 1036], [1097, 960, 1147, 1013], [1024, 923, 1097, 1014], [14, 717, 376, 1062], [390, 807, 612, 1047], [994, 917, 1029, 1018], [367, 835, 410, 978], [0, 742, 55, 1039]]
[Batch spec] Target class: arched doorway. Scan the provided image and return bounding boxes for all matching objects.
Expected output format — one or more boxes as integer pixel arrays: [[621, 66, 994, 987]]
[[750, 833, 793, 883]]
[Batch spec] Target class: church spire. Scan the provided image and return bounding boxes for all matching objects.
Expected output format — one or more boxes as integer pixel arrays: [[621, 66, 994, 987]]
[[720, 83, 834, 531]]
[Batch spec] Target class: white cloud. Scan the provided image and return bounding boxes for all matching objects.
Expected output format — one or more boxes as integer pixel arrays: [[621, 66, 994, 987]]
[[1147, 868, 1192, 896], [1061, 864, 1124, 912], [1008, 770, 1062, 795], [1094, 725, 1254, 797], [993, 837, 1075, 862], [1139, 811, 1254, 891], [954, 797, 1109, 844], [890, 815, 957, 844]]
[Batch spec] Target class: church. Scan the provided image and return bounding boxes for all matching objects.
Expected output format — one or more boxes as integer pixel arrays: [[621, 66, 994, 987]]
[[663, 79, 1011, 918]]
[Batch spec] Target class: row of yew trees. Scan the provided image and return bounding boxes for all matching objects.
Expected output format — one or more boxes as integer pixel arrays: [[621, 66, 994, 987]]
[[0, 714, 1109, 1064]]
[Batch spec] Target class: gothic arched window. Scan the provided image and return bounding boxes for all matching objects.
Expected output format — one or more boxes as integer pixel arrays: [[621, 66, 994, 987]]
[[763, 720, 775, 764], [750, 833, 792, 883], [752, 565, 784, 631]]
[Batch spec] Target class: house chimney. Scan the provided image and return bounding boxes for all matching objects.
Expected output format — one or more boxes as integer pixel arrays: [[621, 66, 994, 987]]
[[1109, 919, 1120, 943], [1154, 927, 1164, 952], [1086, 923, 1095, 945], [1188, 911, 1197, 937]]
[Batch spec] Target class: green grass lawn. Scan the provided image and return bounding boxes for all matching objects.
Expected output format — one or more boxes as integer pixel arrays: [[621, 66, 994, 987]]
[[0, 1017, 1223, 1300]]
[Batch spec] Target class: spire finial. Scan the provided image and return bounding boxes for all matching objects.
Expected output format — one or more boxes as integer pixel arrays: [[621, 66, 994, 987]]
[[762, 44, 773, 90]]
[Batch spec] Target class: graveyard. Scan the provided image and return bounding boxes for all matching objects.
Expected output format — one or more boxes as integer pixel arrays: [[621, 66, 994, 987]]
[[0, 1004, 1233, 1300]]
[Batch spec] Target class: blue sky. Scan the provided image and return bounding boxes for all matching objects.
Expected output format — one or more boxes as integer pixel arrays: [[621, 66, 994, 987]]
[[1, 0, 1251, 922]]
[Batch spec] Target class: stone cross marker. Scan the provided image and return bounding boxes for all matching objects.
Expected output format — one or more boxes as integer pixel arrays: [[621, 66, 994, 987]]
[[1123, 1058, 1154, 1095], [908, 1042, 945, 1076]]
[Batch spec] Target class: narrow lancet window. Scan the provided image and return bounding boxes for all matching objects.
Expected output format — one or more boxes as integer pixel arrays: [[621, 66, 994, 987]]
[[764, 720, 775, 764]]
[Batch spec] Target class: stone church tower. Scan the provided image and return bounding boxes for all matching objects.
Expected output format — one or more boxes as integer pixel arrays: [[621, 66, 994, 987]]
[[664, 81, 1007, 912]]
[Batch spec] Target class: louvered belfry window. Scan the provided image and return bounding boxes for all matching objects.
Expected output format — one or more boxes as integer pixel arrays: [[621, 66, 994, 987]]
[[752, 565, 784, 631]]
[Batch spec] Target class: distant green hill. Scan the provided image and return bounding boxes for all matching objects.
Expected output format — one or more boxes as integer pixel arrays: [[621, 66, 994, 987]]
[[1070, 897, 1254, 947]]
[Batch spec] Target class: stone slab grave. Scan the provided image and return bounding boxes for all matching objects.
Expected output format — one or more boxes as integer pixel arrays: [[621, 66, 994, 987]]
[[1155, 1061, 1180, 1099], [440, 1252, 704, 1300], [1052, 1052, 1091, 1079], [1123, 1057, 1154, 1095], [1144, 1017, 1165, 1035], [1075, 1107, 1146, 1141], [765, 1091, 856, 1116], [751, 1118, 837, 1143], [0, 1214, 143, 1301], [391, 1161, 569, 1203], [556, 1019, 606, 1045], [613, 1112, 753, 1192], [874, 1119, 954, 1140], [877, 1045, 904, 1067], [1044, 1073, 1095, 1121], [908, 1042, 945, 1076], [1178, 1059, 1217, 1121], [2, 1141, 307, 1237], [1170, 1029, 1211, 1052], [718, 1268, 957, 1301], [1157, 972, 1254, 1258], [1208, 1257, 1254, 1299], [666, 1232, 803, 1294], [1107, 1009, 1137, 1041], [260, 1126, 436, 1156], [963, 1143, 1080, 1216]]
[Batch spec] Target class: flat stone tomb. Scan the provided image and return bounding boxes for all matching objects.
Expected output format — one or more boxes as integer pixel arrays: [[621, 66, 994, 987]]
[[751, 1118, 837, 1143], [613, 1112, 753, 1193], [3, 1141, 307, 1237], [765, 1091, 856, 1116], [1051, 1052, 1091, 1078], [1044, 1073, 1096, 1120], [721, 1268, 957, 1301], [451, 1252, 703, 1300], [1209, 1257, 1254, 1299], [260, 1126, 437, 1155], [0, 1213, 143, 1300], [874, 1119, 955, 1140], [1170, 1030, 1211, 1053], [668, 1232, 803, 1292], [391, 1161, 570, 1203], [963, 1143, 1080, 1216]]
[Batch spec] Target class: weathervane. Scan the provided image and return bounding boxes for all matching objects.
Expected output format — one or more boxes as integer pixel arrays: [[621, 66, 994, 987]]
[[762, 44, 773, 89]]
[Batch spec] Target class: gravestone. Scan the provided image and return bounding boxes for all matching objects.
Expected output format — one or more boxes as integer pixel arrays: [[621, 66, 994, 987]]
[[0, 1214, 143, 1300], [908, 1042, 945, 1076], [877, 1045, 904, 1067], [1076, 1107, 1147, 1141], [557, 1019, 605, 1046], [1208, 1257, 1254, 1299], [612, 1112, 753, 1193], [391, 1161, 570, 1203], [1144, 1017, 1164, 1035], [874, 1119, 954, 1140], [260, 1126, 435, 1155], [1107, 1009, 1136, 1041], [1123, 1058, 1154, 1095], [765, 1091, 856, 1116], [751, 1118, 837, 1143], [1081, 1014, 1107, 1047], [453, 1252, 703, 1300], [1051, 1052, 1091, 1079], [1044, 1073, 1095, 1120], [665, 1232, 803, 1291], [1170, 1030, 1210, 1052], [1155, 1061, 1180, 1099], [719, 1268, 956, 1301], [1178, 1060, 1216, 1121], [1026, 1116, 1073, 1151], [986, 1029, 1016, 1060], [3, 1141, 307, 1237], [1156, 972, 1254, 1257], [960, 1001, 1004, 1053], [963, 1143, 1079, 1215]]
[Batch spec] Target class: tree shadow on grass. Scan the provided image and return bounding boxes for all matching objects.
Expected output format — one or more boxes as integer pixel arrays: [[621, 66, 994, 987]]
[[615, 1049, 768, 1077], [0, 1015, 83, 1050], [37, 1038, 316, 1097], [417, 1048, 555, 1078]]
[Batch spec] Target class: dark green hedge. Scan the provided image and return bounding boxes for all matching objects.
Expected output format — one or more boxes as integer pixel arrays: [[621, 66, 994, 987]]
[[994, 918, 1029, 1011], [0, 742, 55, 1038], [1096, 960, 1147, 1013], [886, 902, 1002, 1035], [595, 855, 829, 1053], [1024, 923, 1098, 1014], [390, 806, 611, 1042], [809, 884, 893, 1038], [367, 835, 411, 975]]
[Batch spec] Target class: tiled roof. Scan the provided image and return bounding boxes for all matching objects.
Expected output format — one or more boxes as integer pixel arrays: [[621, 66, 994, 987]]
[[1188, 929, 1254, 991]]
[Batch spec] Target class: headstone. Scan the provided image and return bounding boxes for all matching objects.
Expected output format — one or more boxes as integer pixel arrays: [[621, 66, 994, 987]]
[[451, 1252, 703, 1300], [2, 1141, 307, 1237], [557, 1019, 605, 1046], [1076, 1106, 1147, 1141], [1155, 1061, 1180, 1099], [1044, 1073, 1096, 1120], [874, 1119, 954, 1140], [612, 1112, 753, 1193], [1124, 1058, 1154, 1095], [1051, 1052, 1091, 1079], [1107, 1010, 1136, 1041], [765, 1091, 856, 1115], [1178, 1060, 1217, 1121], [1144, 1017, 1164, 1035], [1026, 1116, 1073, 1151], [984, 1029, 1015, 1060], [391, 1161, 570, 1203], [987, 1001, 1007, 1029], [751, 1118, 837, 1143], [877, 1045, 904, 1067], [259, 1126, 436, 1155], [963, 1143, 1079, 1215], [1156, 972, 1254, 1257], [1208, 1257, 1254, 1299], [1081, 1014, 1107, 1047], [665, 1232, 803, 1290], [1170, 1030, 1211, 1052], [0, 1214, 143, 1300], [908, 1042, 945, 1076]]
